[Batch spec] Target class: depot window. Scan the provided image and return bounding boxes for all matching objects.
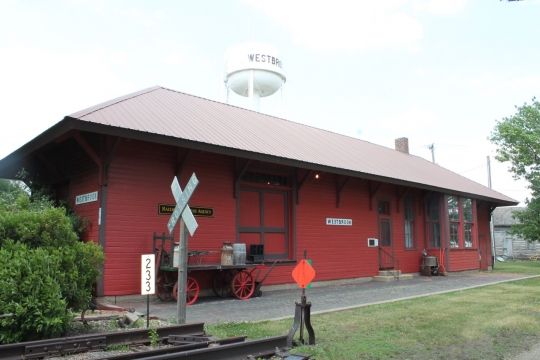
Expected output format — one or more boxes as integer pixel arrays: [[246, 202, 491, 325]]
[[426, 193, 441, 248], [446, 195, 476, 249], [403, 194, 415, 249], [448, 196, 460, 248]]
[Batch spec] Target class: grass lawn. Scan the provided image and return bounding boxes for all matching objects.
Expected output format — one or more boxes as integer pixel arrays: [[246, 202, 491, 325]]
[[206, 261, 540, 359], [493, 260, 540, 275]]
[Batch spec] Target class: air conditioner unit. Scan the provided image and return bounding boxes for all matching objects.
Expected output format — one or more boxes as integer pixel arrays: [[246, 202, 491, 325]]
[[367, 238, 378, 247]]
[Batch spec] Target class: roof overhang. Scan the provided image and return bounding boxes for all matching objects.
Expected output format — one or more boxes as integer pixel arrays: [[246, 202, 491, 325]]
[[0, 116, 519, 207]]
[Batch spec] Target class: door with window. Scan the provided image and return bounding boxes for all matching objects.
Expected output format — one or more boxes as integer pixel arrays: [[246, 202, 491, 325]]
[[378, 200, 393, 269], [239, 188, 288, 260]]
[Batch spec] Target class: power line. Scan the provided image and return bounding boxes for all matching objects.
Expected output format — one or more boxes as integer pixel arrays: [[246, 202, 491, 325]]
[[458, 164, 486, 175]]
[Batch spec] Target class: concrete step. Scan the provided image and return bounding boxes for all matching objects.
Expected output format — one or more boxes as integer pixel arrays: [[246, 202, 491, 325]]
[[373, 273, 414, 282], [378, 270, 402, 276]]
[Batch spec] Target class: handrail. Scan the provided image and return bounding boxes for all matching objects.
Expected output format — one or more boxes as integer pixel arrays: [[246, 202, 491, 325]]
[[378, 246, 400, 281]]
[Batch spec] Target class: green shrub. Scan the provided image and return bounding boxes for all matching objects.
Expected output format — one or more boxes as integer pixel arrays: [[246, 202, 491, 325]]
[[0, 241, 72, 343], [0, 179, 105, 344]]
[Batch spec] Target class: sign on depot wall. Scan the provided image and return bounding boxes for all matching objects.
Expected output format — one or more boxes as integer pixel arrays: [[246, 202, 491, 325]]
[[75, 191, 98, 205]]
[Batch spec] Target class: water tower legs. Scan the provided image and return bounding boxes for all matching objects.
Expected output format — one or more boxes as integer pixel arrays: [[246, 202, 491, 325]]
[[248, 70, 253, 108], [247, 70, 260, 111]]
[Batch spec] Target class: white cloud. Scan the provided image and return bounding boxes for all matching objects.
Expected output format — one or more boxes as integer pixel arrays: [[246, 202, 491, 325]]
[[408, 44, 422, 53], [6, 32, 18, 42], [414, 0, 469, 15], [200, 59, 212, 70], [468, 73, 540, 98], [162, 52, 184, 66], [508, 76, 540, 89], [244, 0, 423, 52], [115, 7, 152, 26], [379, 105, 438, 131], [108, 51, 130, 66], [0, 45, 133, 159]]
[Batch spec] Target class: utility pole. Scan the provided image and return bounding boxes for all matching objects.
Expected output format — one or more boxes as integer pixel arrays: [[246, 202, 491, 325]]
[[487, 155, 492, 189], [428, 144, 435, 163], [487, 155, 495, 269]]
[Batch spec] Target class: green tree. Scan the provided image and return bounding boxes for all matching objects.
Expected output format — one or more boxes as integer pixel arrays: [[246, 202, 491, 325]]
[[490, 98, 540, 241]]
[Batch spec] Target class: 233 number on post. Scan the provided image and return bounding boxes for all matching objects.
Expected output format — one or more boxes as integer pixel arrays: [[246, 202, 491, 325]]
[[141, 254, 155, 295]]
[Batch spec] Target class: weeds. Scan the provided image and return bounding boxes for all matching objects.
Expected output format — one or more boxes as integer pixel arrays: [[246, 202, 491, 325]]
[[149, 328, 159, 347]]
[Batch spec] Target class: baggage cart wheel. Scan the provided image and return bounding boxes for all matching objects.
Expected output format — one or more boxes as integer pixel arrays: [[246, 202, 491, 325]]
[[232, 270, 255, 300], [173, 277, 200, 305], [156, 273, 174, 302], [213, 270, 235, 298]]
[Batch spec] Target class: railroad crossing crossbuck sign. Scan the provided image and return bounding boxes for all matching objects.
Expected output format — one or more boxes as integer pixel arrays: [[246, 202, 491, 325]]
[[167, 173, 199, 235]]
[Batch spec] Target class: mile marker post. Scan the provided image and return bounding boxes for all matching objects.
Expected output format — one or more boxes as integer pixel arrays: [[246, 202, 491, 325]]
[[141, 254, 155, 328]]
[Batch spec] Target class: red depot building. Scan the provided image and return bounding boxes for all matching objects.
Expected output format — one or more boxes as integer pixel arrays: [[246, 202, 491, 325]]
[[0, 86, 517, 299]]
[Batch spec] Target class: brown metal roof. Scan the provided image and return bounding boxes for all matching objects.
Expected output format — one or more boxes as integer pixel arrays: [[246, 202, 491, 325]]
[[1, 86, 518, 205]]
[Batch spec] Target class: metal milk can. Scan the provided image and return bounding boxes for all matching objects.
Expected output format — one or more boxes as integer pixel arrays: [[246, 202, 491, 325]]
[[221, 242, 234, 266]]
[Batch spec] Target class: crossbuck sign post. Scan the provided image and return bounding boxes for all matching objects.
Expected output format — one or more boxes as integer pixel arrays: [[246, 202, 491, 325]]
[[168, 173, 199, 324]]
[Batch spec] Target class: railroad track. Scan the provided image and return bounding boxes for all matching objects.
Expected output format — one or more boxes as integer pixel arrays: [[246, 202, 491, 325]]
[[0, 323, 311, 359], [0, 323, 203, 359]]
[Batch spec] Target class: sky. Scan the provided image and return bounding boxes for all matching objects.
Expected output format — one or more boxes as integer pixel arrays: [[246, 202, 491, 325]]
[[1, 0, 539, 205]]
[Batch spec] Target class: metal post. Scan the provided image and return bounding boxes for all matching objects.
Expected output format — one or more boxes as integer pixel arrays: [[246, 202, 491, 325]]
[[281, 85, 284, 118], [177, 220, 187, 324], [428, 143, 435, 164], [287, 250, 315, 348], [487, 156, 495, 269], [146, 294, 150, 328], [248, 70, 254, 110], [487, 156, 492, 189]]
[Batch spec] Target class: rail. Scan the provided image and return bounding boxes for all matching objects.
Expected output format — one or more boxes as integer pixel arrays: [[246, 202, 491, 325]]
[[0, 323, 205, 360], [0, 324, 309, 360], [378, 246, 400, 280]]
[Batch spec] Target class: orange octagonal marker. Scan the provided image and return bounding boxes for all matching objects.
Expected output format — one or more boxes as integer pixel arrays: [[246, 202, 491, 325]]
[[292, 259, 316, 289]]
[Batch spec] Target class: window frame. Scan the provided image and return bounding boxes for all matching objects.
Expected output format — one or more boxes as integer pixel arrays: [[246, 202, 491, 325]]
[[462, 198, 474, 248], [403, 193, 416, 250], [426, 193, 442, 249], [448, 195, 460, 248], [445, 195, 477, 250]]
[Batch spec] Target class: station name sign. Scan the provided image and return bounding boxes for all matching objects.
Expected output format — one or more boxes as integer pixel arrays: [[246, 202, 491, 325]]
[[248, 54, 282, 68], [326, 218, 352, 226], [159, 204, 214, 218], [75, 191, 98, 205]]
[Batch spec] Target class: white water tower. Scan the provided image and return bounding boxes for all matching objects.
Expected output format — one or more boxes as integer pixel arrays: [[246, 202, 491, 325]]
[[224, 41, 286, 112]]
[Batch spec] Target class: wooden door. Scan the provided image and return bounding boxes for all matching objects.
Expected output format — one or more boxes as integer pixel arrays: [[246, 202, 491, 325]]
[[378, 200, 393, 269], [239, 188, 288, 259]]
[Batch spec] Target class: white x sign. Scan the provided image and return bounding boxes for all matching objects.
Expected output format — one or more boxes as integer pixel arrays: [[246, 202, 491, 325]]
[[167, 174, 199, 235]]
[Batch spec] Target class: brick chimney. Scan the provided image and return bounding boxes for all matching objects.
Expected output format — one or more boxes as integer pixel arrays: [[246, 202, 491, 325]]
[[395, 137, 409, 154]]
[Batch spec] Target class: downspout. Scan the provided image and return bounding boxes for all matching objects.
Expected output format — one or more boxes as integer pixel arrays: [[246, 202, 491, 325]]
[[490, 204, 496, 270]]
